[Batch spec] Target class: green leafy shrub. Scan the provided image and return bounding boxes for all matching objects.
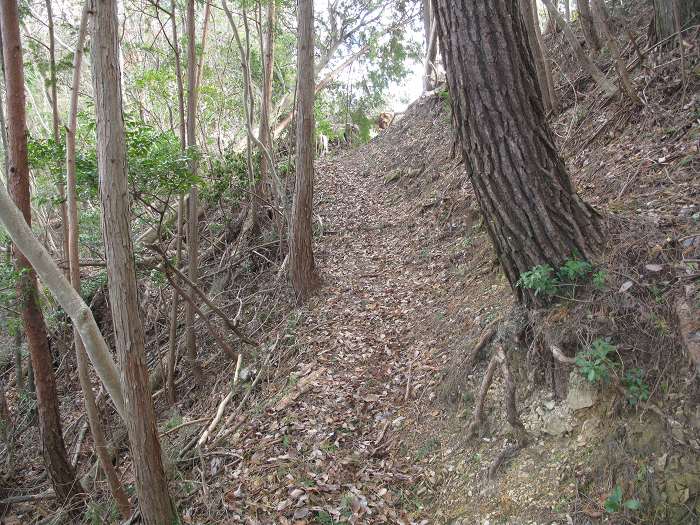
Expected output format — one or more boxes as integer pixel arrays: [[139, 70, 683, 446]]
[[517, 257, 606, 299], [575, 339, 618, 383], [516, 264, 557, 296], [623, 368, 650, 406]]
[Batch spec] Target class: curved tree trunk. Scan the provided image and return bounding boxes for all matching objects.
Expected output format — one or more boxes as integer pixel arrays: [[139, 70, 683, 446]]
[[433, 0, 601, 306], [289, 0, 321, 303], [0, 0, 84, 507], [90, 1, 175, 523]]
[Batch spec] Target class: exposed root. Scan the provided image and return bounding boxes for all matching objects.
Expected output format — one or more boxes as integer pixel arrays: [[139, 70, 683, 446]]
[[467, 351, 499, 438]]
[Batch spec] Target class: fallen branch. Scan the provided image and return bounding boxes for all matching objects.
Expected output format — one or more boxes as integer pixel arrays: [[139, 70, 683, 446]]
[[0, 492, 55, 505], [197, 353, 243, 448]]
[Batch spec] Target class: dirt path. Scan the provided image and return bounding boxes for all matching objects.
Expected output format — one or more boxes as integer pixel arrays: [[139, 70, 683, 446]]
[[220, 153, 455, 524]]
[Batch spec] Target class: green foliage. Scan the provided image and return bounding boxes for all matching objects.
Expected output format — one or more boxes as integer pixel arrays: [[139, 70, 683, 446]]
[[557, 259, 593, 282], [517, 257, 605, 300], [315, 510, 340, 525], [604, 485, 640, 513], [517, 264, 557, 297], [623, 368, 650, 406], [202, 149, 254, 204], [575, 339, 618, 384]]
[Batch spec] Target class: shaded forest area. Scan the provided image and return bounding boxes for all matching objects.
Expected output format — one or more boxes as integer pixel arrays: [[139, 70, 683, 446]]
[[0, 0, 698, 524]]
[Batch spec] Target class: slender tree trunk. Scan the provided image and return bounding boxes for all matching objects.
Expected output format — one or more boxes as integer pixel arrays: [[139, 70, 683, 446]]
[[289, 0, 320, 303], [166, 0, 187, 405], [433, 0, 601, 306], [66, 3, 131, 517], [185, 0, 202, 381], [90, 1, 175, 523], [563, 0, 570, 22], [577, 0, 602, 53], [422, 0, 438, 91], [0, 0, 84, 507], [520, 0, 559, 114], [45, 0, 70, 273], [257, 0, 276, 216], [542, 0, 616, 96], [590, 0, 640, 104]]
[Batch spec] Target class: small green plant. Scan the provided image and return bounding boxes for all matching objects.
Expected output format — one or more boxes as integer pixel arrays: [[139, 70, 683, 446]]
[[604, 485, 640, 513], [518, 258, 606, 299], [557, 259, 593, 281], [517, 264, 557, 296], [623, 368, 650, 406], [576, 339, 618, 383], [592, 270, 607, 290], [316, 510, 340, 525], [84, 501, 119, 525], [164, 413, 183, 431]]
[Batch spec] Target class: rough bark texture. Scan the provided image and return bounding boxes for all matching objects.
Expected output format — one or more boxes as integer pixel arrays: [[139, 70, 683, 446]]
[[90, 1, 175, 523], [653, 0, 700, 41], [67, 3, 131, 517], [433, 0, 601, 306], [289, 0, 321, 303], [0, 0, 84, 507]]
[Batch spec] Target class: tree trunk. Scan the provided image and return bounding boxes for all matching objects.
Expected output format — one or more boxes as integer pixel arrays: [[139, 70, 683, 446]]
[[90, 1, 174, 523], [166, 0, 187, 405], [563, 0, 570, 22], [66, 3, 131, 517], [433, 0, 601, 306], [257, 0, 276, 215], [45, 0, 70, 273], [591, 0, 640, 105], [577, 0, 602, 53], [520, 0, 559, 114], [185, 0, 202, 381], [653, 0, 700, 41], [542, 0, 616, 96], [423, 0, 438, 91], [0, 0, 84, 507], [289, 0, 320, 303]]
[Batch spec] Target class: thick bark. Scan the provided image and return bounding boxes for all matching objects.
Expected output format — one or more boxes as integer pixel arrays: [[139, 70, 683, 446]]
[[653, 0, 700, 41], [433, 0, 601, 306], [90, 1, 175, 523], [289, 0, 320, 303], [185, 0, 202, 381], [520, 0, 559, 114], [0, 0, 84, 507], [66, 3, 131, 517], [576, 0, 602, 53], [45, 0, 70, 272]]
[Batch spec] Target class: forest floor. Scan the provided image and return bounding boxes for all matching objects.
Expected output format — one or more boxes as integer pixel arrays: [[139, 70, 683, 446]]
[[2, 6, 699, 524]]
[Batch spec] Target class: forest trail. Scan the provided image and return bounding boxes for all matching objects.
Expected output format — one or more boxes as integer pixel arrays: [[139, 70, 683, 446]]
[[215, 143, 454, 523]]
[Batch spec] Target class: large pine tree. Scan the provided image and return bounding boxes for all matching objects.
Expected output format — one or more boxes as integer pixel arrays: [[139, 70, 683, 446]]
[[433, 0, 602, 305]]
